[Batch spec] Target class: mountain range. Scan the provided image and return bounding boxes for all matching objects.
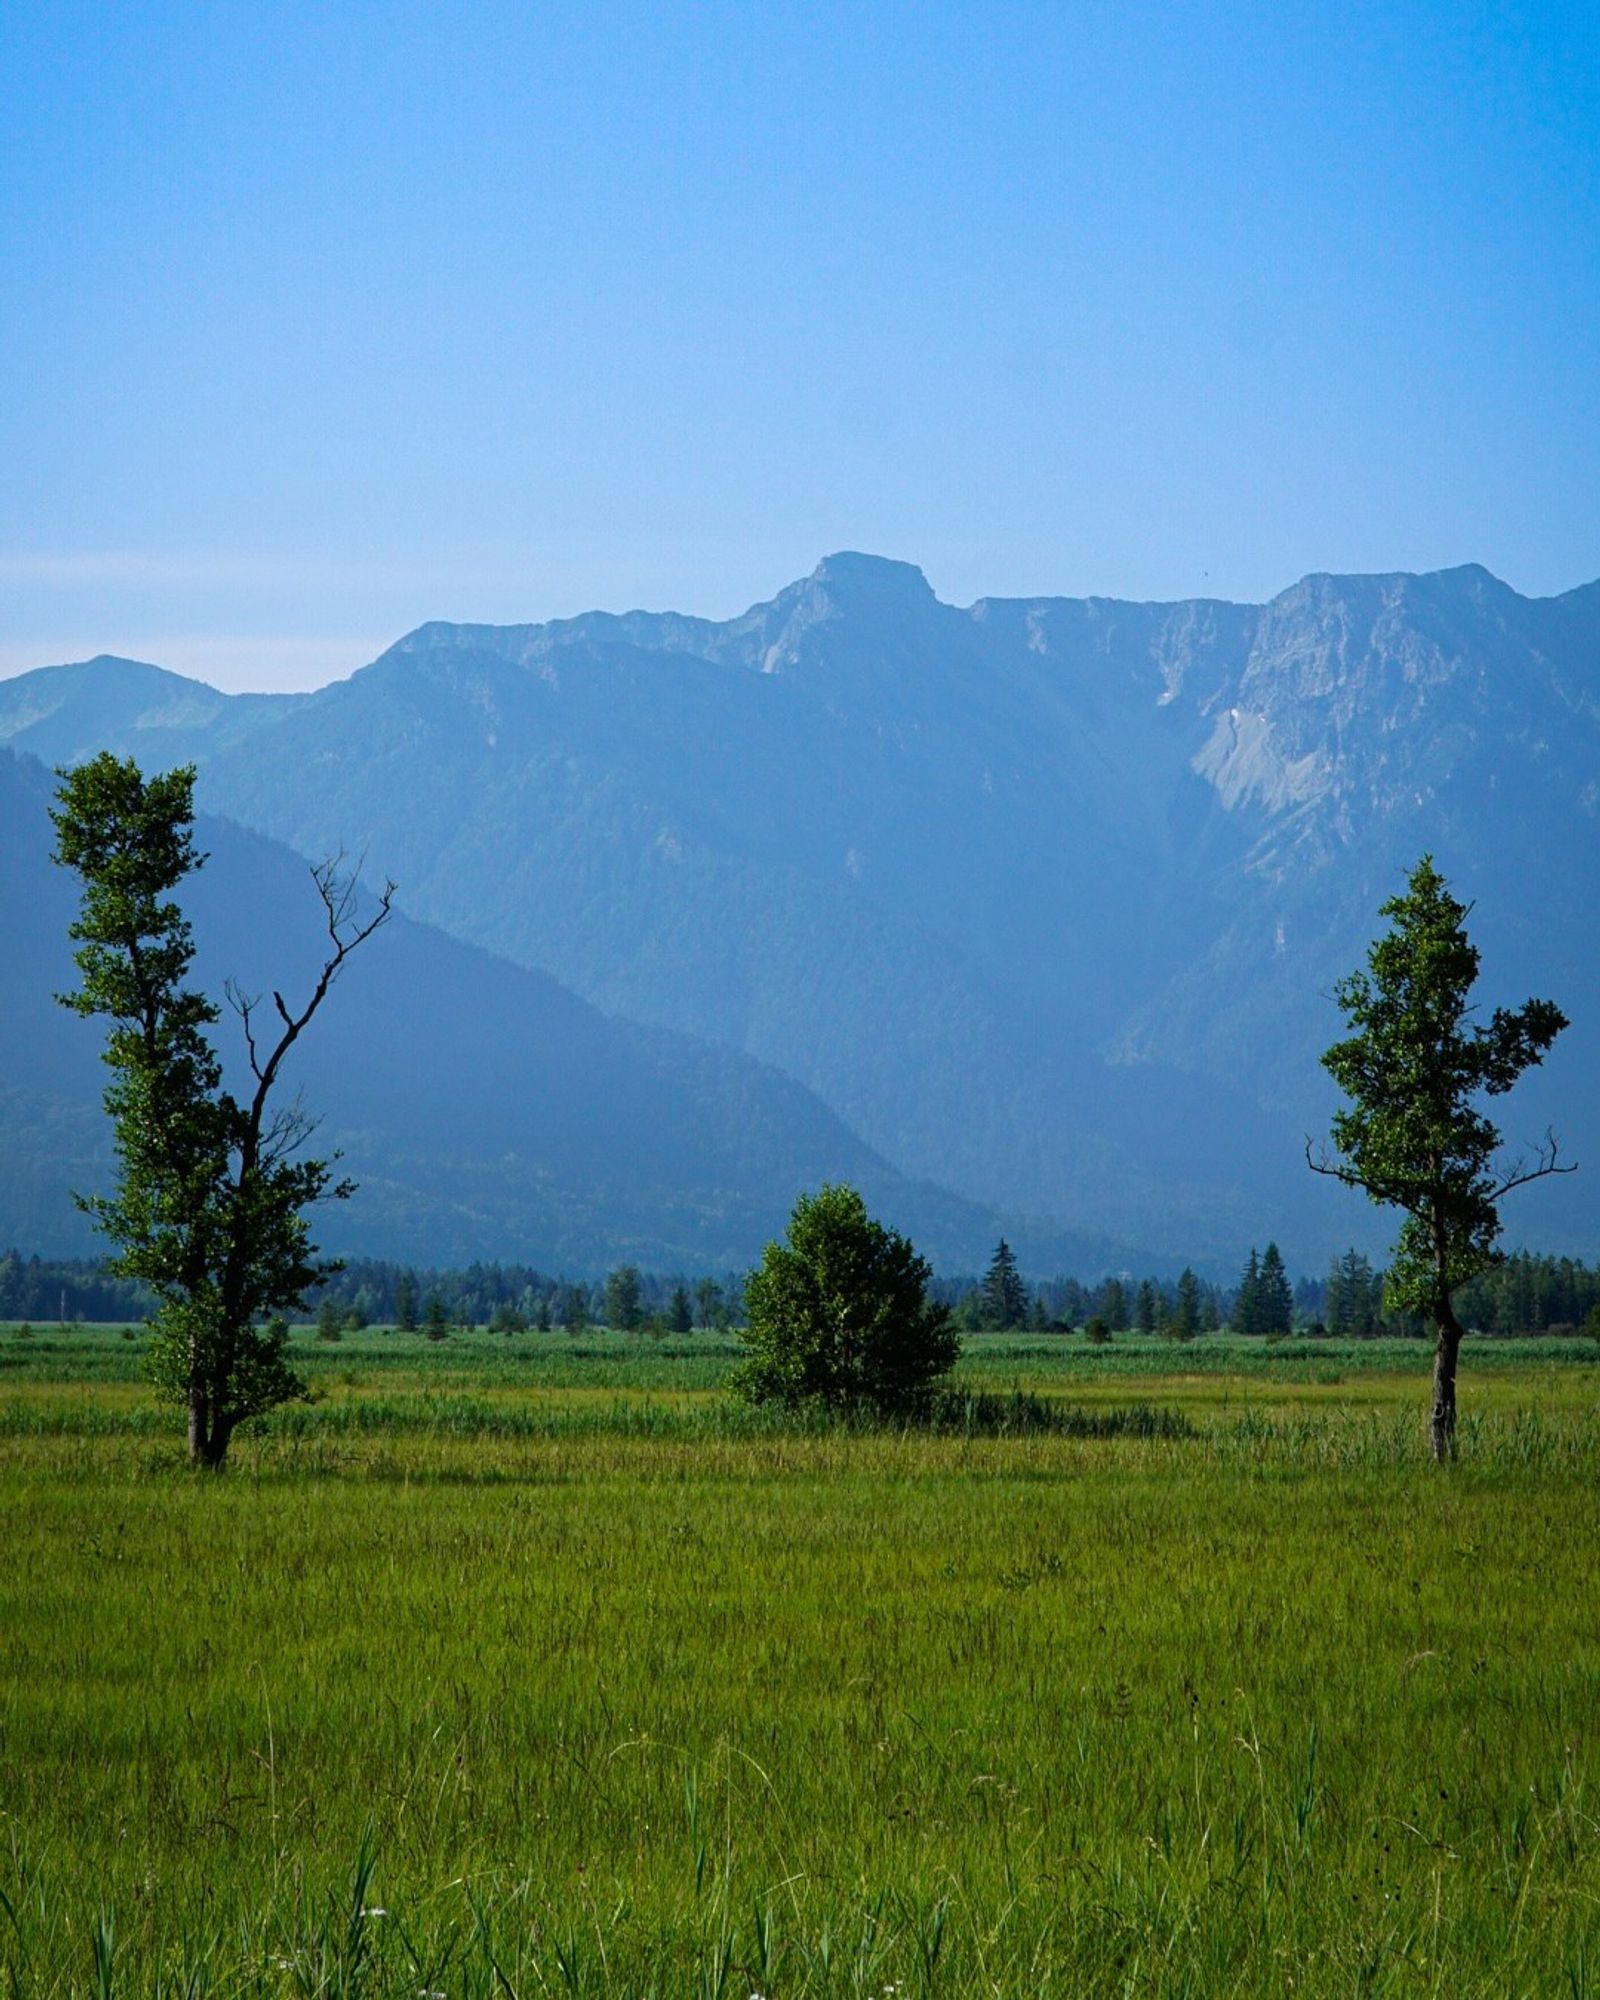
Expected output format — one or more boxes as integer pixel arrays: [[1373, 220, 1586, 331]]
[[3, 552, 1595, 1274]]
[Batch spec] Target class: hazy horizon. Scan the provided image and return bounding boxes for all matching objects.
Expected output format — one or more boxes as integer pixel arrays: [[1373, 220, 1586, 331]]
[[4, 547, 1597, 700], [4, 3, 1596, 693]]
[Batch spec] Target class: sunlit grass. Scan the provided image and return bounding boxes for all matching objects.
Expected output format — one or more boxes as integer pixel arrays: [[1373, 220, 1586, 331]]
[[1, 1326, 1598, 1993]]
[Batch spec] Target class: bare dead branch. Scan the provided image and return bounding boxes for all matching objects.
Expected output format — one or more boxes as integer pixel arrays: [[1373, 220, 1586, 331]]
[[243, 866, 396, 1148], [1488, 1130, 1579, 1201], [224, 978, 267, 1082]]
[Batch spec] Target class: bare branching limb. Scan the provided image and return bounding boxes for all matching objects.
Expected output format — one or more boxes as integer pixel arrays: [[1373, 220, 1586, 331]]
[[224, 978, 266, 1082], [245, 866, 395, 1141], [1488, 1130, 1578, 1202], [258, 1097, 321, 1169]]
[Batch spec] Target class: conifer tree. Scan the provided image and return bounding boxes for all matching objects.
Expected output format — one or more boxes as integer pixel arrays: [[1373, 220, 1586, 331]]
[[1134, 1279, 1158, 1335], [979, 1240, 1029, 1330], [1170, 1267, 1202, 1341], [1232, 1249, 1261, 1335], [1258, 1243, 1294, 1338]]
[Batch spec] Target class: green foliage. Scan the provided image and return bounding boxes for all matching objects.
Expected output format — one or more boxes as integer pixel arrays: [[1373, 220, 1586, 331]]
[[1084, 1314, 1112, 1345], [51, 755, 332, 1461], [979, 1237, 1028, 1329], [1317, 856, 1568, 1322], [736, 1184, 959, 1415], [1232, 1248, 1261, 1333], [1258, 1243, 1293, 1337], [1234, 1244, 1292, 1337], [1168, 1267, 1201, 1342], [604, 1263, 644, 1331], [667, 1283, 694, 1335], [1324, 1247, 1382, 1338]]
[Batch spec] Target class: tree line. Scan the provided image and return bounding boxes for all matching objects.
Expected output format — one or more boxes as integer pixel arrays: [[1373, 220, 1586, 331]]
[[11, 1242, 1599, 1341]]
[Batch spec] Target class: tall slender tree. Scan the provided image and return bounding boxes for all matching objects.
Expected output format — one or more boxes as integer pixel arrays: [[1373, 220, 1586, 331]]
[[1257, 1244, 1294, 1339], [52, 754, 392, 1468], [604, 1264, 644, 1331], [1134, 1279, 1158, 1335], [1231, 1249, 1261, 1334], [980, 1239, 1029, 1330], [1310, 856, 1570, 1459], [1170, 1267, 1202, 1342]]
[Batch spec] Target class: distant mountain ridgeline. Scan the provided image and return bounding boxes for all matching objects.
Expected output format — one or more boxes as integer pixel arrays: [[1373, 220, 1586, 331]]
[[2, 553, 1596, 1268], [0, 746, 1122, 1273]]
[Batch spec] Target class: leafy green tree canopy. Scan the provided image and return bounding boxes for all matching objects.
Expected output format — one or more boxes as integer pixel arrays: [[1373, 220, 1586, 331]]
[[736, 1184, 958, 1416], [604, 1264, 644, 1331], [1311, 855, 1569, 1456], [51, 753, 392, 1467]]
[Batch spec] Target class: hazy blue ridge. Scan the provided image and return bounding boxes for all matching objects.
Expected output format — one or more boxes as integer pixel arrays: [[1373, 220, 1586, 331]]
[[2, 553, 1595, 1269], [0, 746, 1132, 1275]]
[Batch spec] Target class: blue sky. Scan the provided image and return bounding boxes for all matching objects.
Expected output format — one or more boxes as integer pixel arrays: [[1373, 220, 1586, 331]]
[[2, 0, 1596, 689]]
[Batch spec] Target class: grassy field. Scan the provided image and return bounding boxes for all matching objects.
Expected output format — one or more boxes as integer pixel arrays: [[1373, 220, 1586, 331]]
[[2, 1326, 1599, 1996]]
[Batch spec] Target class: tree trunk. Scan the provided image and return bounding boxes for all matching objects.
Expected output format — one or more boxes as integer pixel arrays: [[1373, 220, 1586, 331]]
[[187, 1389, 231, 1469], [1430, 1304, 1463, 1463], [187, 1387, 209, 1466]]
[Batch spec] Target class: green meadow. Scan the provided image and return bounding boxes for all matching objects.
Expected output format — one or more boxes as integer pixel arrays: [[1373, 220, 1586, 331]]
[[2, 1326, 1599, 1996]]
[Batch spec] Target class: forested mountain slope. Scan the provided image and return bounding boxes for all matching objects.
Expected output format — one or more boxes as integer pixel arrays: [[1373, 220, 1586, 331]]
[[1, 748, 1078, 1271], [3, 555, 1594, 1263]]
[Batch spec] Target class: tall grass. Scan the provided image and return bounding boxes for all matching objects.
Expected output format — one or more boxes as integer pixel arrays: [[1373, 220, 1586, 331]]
[[1, 1331, 1597, 1992]]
